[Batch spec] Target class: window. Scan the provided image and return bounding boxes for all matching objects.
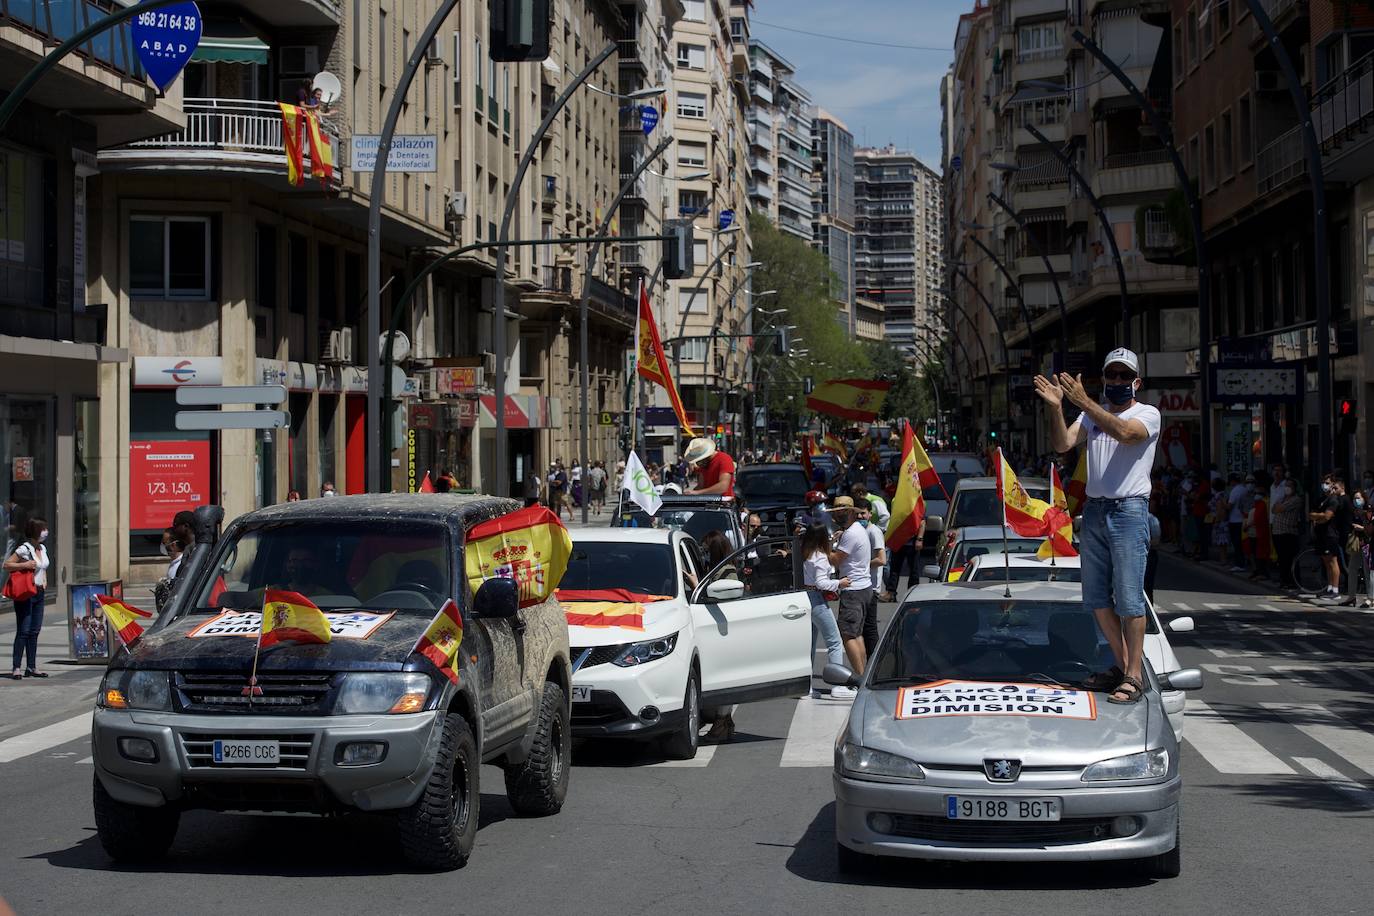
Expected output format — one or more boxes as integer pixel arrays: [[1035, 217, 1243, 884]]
[[452, 32, 461, 110], [1218, 0, 1232, 35], [130, 217, 212, 299], [1187, 134, 1200, 181], [1016, 22, 1061, 61], [379, 9, 388, 94], [1220, 108, 1234, 178], [731, 17, 745, 41], [679, 189, 708, 215], [1172, 23, 1184, 83], [1238, 94, 1253, 165], [693, 238, 708, 266], [1187, 5, 1199, 69], [677, 91, 706, 119], [677, 43, 706, 69], [682, 0, 705, 22], [678, 141, 707, 168], [677, 336, 708, 360], [1202, 3, 1214, 52], [1204, 123, 1216, 191]]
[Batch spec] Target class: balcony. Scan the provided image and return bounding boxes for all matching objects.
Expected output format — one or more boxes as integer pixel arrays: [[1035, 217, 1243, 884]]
[[750, 183, 774, 202], [618, 172, 646, 201], [778, 213, 811, 238], [542, 176, 557, 211], [750, 156, 773, 176], [1012, 0, 1068, 21], [100, 98, 341, 186], [541, 265, 573, 294], [220, 0, 340, 27], [1142, 209, 1179, 250], [1092, 151, 1174, 198], [1256, 124, 1304, 195], [1013, 48, 1067, 83], [750, 127, 773, 151], [617, 38, 646, 71], [1313, 50, 1374, 182], [1016, 253, 1071, 276]]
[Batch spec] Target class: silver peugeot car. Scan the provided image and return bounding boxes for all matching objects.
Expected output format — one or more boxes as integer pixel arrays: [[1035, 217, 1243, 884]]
[[826, 580, 1202, 878]]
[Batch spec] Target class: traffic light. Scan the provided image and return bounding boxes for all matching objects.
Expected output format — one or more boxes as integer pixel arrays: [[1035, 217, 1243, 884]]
[[489, 0, 552, 62], [990, 430, 998, 439], [662, 220, 695, 279], [1339, 398, 1358, 436]]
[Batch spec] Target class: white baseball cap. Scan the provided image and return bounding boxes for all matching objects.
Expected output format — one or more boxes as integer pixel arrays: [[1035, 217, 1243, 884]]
[[1102, 347, 1140, 374]]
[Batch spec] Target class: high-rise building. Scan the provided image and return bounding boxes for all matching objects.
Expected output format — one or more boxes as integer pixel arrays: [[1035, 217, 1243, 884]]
[[812, 108, 857, 336], [746, 39, 815, 242]]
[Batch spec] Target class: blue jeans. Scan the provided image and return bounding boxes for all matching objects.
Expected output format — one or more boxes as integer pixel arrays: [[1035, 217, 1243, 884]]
[[808, 589, 844, 668], [12, 589, 44, 670], [1080, 498, 1149, 619]]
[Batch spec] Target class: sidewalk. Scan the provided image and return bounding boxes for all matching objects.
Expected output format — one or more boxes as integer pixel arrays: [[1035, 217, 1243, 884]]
[[1156, 543, 1370, 609]]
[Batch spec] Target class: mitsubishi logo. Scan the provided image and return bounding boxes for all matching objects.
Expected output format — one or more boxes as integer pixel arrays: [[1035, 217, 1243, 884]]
[[985, 758, 1021, 782]]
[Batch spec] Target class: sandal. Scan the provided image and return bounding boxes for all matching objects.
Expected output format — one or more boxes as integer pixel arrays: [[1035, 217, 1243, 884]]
[[1107, 676, 1146, 705], [1084, 666, 1123, 691]]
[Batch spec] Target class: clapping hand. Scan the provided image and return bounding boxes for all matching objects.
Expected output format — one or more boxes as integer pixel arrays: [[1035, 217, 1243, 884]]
[[1033, 374, 1064, 406], [1056, 372, 1092, 409]]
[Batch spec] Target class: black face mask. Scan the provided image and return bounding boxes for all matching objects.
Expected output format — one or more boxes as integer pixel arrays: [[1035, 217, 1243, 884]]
[[1104, 383, 1136, 406]]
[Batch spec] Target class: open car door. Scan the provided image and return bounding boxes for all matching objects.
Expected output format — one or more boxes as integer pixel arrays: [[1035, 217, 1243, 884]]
[[690, 536, 811, 707]]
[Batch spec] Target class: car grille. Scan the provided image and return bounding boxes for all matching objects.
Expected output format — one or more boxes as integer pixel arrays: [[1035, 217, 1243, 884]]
[[183, 780, 331, 813], [570, 645, 622, 670], [177, 671, 334, 714], [179, 733, 314, 770], [570, 693, 632, 728], [882, 814, 1115, 846]]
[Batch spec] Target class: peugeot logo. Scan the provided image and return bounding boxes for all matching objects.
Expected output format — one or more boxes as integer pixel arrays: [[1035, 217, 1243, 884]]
[[985, 758, 1021, 782]]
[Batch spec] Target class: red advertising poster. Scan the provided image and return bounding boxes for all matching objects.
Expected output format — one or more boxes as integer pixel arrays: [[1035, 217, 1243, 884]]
[[129, 440, 211, 530]]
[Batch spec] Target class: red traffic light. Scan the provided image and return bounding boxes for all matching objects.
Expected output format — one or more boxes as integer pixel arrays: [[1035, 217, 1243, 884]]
[[1340, 398, 1355, 416], [715, 424, 725, 435]]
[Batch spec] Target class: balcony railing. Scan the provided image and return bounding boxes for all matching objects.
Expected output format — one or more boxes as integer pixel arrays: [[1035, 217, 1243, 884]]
[[1256, 124, 1304, 194], [113, 98, 341, 179], [1143, 209, 1178, 249], [2, 0, 145, 81], [1313, 50, 1374, 152], [1101, 148, 1171, 170], [541, 265, 573, 294]]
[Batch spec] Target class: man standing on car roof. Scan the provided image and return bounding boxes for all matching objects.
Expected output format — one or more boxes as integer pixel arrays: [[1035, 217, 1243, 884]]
[[683, 437, 735, 498], [1034, 347, 1161, 706]]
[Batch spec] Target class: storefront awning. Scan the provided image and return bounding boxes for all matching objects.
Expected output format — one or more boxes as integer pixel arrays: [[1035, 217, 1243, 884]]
[[192, 25, 269, 65]]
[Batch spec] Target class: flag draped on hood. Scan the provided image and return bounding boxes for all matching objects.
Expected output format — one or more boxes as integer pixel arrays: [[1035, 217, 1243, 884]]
[[97, 596, 152, 648], [260, 589, 332, 649]]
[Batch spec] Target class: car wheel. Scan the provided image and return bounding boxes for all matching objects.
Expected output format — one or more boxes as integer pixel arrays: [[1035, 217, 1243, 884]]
[[397, 712, 479, 870], [1139, 816, 1182, 879], [503, 681, 571, 816], [660, 669, 700, 761], [92, 774, 179, 863]]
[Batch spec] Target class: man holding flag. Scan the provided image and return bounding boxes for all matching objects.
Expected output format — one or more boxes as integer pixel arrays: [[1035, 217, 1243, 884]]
[[1034, 347, 1161, 706]]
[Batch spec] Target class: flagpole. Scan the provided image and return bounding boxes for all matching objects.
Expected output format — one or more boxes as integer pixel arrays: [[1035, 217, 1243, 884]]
[[997, 448, 1011, 598]]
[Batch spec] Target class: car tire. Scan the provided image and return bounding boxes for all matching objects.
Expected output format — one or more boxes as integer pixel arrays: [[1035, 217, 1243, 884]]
[[836, 841, 875, 875], [503, 681, 571, 817], [92, 774, 179, 863], [660, 669, 700, 761], [1140, 816, 1182, 879], [397, 712, 479, 871]]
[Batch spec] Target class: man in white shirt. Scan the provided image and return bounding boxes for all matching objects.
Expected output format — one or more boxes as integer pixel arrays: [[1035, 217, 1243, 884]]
[[856, 504, 887, 656], [1035, 347, 1161, 706], [829, 496, 872, 674], [1227, 473, 1254, 573]]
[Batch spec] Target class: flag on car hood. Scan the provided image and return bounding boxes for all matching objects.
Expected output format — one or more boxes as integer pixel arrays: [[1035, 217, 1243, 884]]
[[995, 448, 1053, 539], [412, 599, 463, 684], [1038, 463, 1078, 560], [97, 596, 153, 648], [259, 589, 332, 649]]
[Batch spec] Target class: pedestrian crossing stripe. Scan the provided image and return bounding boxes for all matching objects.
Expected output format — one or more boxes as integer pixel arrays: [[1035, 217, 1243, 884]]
[[1183, 702, 1294, 775], [0, 712, 92, 764], [1262, 703, 1374, 778]]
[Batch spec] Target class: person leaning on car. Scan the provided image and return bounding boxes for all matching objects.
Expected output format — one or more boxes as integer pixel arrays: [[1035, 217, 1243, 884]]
[[829, 496, 872, 674]]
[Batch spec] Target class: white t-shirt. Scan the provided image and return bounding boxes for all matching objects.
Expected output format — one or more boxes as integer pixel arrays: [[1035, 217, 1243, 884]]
[[834, 522, 872, 590], [865, 522, 885, 559], [1228, 484, 1250, 524], [15, 542, 48, 589], [1079, 402, 1161, 500]]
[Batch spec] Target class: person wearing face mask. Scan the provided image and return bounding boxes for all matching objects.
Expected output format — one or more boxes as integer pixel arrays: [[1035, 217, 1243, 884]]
[[320, 481, 337, 497], [1034, 348, 1161, 706], [1309, 473, 1352, 599], [4, 518, 50, 679], [1350, 487, 1372, 607], [1271, 474, 1305, 592]]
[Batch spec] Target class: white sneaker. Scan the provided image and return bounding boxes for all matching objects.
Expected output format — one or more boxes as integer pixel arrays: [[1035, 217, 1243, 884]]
[[829, 686, 857, 700]]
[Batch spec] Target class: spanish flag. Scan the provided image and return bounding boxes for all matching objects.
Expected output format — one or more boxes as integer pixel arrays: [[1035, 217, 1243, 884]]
[[1038, 463, 1078, 560], [303, 110, 334, 186], [884, 423, 927, 551], [277, 103, 306, 187], [994, 447, 1052, 539], [805, 379, 892, 422], [260, 589, 332, 649], [820, 432, 848, 462], [635, 281, 696, 435], [562, 602, 647, 631], [800, 433, 818, 482], [907, 428, 947, 500], [465, 506, 572, 609], [412, 599, 463, 684], [1064, 451, 1088, 516], [96, 596, 153, 648]]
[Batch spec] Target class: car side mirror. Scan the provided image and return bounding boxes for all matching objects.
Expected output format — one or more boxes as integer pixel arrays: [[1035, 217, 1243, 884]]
[[473, 577, 519, 619], [926, 515, 945, 533], [1167, 616, 1195, 634], [1158, 668, 1203, 692], [922, 565, 940, 581], [704, 579, 746, 602], [822, 663, 859, 687]]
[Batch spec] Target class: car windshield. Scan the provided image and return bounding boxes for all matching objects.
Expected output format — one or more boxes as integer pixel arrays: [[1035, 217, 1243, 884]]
[[657, 508, 736, 543], [190, 521, 452, 614], [967, 565, 1083, 583], [736, 469, 809, 500], [950, 486, 1048, 527], [869, 600, 1115, 686], [922, 473, 961, 503], [563, 542, 679, 597], [952, 538, 1043, 568]]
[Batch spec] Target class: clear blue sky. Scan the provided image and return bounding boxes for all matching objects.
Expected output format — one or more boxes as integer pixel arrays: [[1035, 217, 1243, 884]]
[[750, 0, 961, 172]]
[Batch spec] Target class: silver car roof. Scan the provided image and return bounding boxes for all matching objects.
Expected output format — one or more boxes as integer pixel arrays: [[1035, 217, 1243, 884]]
[[898, 579, 1086, 604]]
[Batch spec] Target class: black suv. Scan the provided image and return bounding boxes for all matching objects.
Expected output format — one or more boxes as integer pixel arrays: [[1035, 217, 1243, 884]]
[[90, 495, 571, 871]]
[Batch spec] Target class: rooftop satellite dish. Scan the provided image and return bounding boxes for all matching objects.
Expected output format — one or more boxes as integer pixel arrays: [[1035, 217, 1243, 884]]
[[312, 71, 342, 105]]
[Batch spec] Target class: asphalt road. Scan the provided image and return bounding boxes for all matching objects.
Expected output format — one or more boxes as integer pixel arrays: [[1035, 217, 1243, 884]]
[[1, 552, 1371, 915]]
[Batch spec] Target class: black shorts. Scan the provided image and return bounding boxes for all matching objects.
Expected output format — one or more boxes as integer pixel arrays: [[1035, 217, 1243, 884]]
[[1316, 537, 1344, 558], [837, 588, 871, 640]]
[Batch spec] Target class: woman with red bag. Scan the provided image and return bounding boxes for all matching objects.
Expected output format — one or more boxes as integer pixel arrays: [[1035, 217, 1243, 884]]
[[4, 517, 49, 680]]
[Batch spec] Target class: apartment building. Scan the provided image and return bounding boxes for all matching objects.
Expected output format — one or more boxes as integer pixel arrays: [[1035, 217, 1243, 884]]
[[812, 108, 857, 336], [658, 0, 752, 458], [0, 0, 183, 618], [746, 38, 816, 242]]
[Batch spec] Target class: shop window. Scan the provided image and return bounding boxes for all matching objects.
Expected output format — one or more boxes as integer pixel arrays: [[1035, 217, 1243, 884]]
[[318, 394, 338, 493], [1, 398, 56, 576], [289, 393, 311, 497], [129, 390, 215, 557], [130, 216, 212, 299]]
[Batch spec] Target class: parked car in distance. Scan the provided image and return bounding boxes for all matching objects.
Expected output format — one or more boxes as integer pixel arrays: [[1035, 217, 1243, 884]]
[[924, 525, 1044, 583], [934, 476, 1050, 568], [611, 493, 745, 549]]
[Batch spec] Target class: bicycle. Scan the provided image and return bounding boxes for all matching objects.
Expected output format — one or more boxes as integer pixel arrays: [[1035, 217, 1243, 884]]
[[1291, 546, 1348, 595]]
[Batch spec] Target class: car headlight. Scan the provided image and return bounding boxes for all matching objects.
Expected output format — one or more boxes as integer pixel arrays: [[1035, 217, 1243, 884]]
[[839, 742, 926, 781], [1082, 748, 1170, 782], [333, 673, 432, 715], [612, 633, 678, 667], [99, 670, 171, 711]]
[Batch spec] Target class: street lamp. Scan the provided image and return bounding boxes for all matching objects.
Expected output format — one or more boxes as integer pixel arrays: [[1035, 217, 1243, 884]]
[[582, 81, 666, 101]]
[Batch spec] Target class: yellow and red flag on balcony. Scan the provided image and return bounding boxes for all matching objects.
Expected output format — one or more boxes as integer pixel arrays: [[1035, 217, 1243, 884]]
[[259, 589, 332, 649], [464, 506, 572, 609], [1038, 463, 1078, 560], [412, 599, 464, 684], [805, 379, 891, 422], [884, 424, 926, 551], [96, 596, 153, 649], [277, 103, 333, 188], [634, 280, 697, 435], [994, 447, 1053, 539]]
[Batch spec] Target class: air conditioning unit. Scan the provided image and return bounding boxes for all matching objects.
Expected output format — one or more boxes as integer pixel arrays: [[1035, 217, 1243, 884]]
[[338, 327, 354, 364], [426, 37, 442, 64], [1255, 71, 1283, 93], [321, 328, 354, 365], [446, 191, 466, 227], [479, 351, 497, 378], [280, 46, 320, 75]]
